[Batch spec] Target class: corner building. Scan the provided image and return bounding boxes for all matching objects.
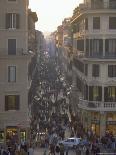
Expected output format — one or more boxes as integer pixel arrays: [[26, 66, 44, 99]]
[[0, 0, 31, 144], [71, 0, 116, 137]]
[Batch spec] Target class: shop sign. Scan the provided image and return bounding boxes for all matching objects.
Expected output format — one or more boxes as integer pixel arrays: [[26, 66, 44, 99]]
[[106, 121, 116, 125]]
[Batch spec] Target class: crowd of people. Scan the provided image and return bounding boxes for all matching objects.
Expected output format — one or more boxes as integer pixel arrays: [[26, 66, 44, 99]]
[[0, 142, 34, 155]]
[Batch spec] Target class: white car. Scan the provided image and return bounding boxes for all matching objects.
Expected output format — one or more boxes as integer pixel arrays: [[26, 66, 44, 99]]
[[58, 137, 81, 148]]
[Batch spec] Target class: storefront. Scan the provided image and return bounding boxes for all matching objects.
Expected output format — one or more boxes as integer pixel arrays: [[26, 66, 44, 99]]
[[106, 121, 116, 136], [0, 126, 29, 145], [6, 126, 19, 144], [91, 120, 100, 136], [106, 112, 116, 136], [91, 112, 100, 136]]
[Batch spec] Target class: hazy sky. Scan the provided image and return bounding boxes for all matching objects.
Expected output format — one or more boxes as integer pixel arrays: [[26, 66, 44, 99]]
[[29, 0, 83, 33]]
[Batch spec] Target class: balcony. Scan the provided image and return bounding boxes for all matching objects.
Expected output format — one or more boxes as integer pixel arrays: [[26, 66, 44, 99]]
[[0, 48, 29, 57], [79, 98, 116, 111]]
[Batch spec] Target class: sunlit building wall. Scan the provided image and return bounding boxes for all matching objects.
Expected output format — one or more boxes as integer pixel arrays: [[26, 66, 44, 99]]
[[0, 0, 31, 143], [71, 0, 116, 137]]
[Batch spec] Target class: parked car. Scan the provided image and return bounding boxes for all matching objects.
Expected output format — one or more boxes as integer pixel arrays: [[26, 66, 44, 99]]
[[58, 137, 81, 148]]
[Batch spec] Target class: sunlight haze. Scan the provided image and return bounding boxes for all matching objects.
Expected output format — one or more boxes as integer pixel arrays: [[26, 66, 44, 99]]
[[29, 0, 83, 33]]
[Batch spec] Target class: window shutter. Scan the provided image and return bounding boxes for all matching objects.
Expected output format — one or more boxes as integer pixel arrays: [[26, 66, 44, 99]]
[[8, 66, 10, 82], [16, 14, 20, 29], [6, 13, 10, 29], [16, 95, 19, 110], [5, 96, 8, 111], [105, 39, 109, 54], [90, 39, 92, 56], [99, 87, 102, 101], [104, 87, 108, 102], [89, 86, 93, 101], [86, 39, 89, 56], [99, 39, 103, 56]]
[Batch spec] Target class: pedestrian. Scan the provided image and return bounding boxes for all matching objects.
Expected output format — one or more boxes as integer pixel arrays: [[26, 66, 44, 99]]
[[49, 144, 55, 155], [85, 147, 89, 155], [55, 145, 60, 155], [43, 150, 47, 155], [65, 146, 68, 155], [59, 144, 64, 155], [0, 146, 4, 155], [96, 147, 100, 155], [28, 145, 34, 155]]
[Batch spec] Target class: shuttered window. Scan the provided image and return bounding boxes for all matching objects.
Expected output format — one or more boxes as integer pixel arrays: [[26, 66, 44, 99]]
[[8, 66, 16, 82], [5, 95, 20, 111], [85, 18, 88, 30], [92, 64, 100, 77], [108, 65, 116, 77], [93, 17, 100, 29], [109, 17, 116, 29], [6, 13, 20, 29]]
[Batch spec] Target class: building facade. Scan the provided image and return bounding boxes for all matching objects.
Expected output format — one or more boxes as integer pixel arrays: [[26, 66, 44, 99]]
[[0, 0, 31, 144], [71, 0, 116, 137]]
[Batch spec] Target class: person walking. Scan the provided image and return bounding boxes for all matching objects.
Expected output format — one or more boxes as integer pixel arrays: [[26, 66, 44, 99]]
[[85, 147, 89, 155], [55, 145, 60, 155], [28, 145, 34, 155], [59, 144, 64, 155], [65, 145, 69, 155]]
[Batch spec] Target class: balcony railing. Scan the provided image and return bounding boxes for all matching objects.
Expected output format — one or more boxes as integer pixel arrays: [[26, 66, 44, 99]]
[[79, 98, 116, 111], [91, 2, 116, 9], [85, 52, 116, 59], [74, 52, 116, 59], [0, 48, 29, 56]]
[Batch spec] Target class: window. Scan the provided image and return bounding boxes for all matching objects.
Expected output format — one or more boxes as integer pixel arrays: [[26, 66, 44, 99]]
[[8, 39, 16, 55], [109, 17, 116, 29], [92, 64, 99, 77], [108, 65, 116, 77], [89, 86, 102, 101], [105, 39, 116, 56], [93, 40, 100, 53], [77, 40, 84, 51], [93, 17, 100, 29], [104, 87, 116, 102], [6, 13, 20, 29], [5, 95, 20, 111], [109, 0, 116, 9], [109, 39, 116, 53], [8, 66, 16, 82], [85, 64, 88, 76], [90, 39, 103, 56], [93, 87, 101, 101], [85, 18, 88, 30], [8, 0, 16, 1]]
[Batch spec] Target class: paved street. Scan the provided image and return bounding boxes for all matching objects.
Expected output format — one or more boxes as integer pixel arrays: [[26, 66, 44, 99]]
[[34, 146, 115, 155], [34, 148, 76, 155]]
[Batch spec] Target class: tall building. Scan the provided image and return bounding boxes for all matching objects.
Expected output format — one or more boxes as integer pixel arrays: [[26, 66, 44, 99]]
[[0, 0, 31, 144], [71, 0, 116, 137]]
